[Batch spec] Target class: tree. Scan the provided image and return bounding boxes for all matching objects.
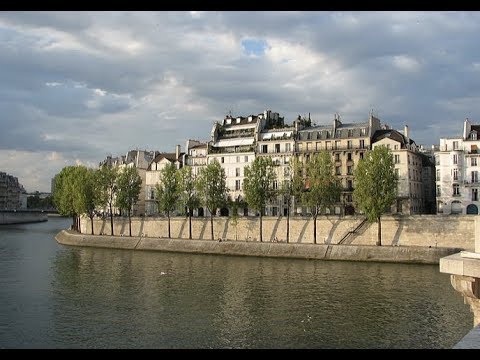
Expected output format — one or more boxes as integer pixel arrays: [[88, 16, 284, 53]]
[[179, 166, 199, 239], [97, 164, 119, 236], [302, 151, 342, 244], [279, 157, 304, 243], [156, 162, 180, 239], [196, 160, 228, 241], [116, 166, 142, 237], [53, 166, 79, 231], [243, 157, 277, 242], [353, 146, 398, 246], [72, 166, 101, 235]]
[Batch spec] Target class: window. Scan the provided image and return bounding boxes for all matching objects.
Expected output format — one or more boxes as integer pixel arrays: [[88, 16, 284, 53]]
[[453, 184, 460, 196], [221, 157, 224, 164], [360, 128, 366, 136], [335, 153, 340, 161], [348, 129, 353, 137], [298, 143, 303, 151], [307, 132, 311, 140], [326, 131, 331, 139], [472, 132, 478, 140], [307, 142, 312, 151], [347, 153, 352, 161], [284, 167, 290, 177], [453, 141, 459, 150], [436, 185, 441, 196], [285, 143, 291, 152], [305, 154, 310, 163], [453, 169, 458, 181], [272, 207, 278, 216], [473, 189, 478, 201], [150, 189, 155, 200], [244, 156, 248, 162], [236, 168, 241, 177], [275, 144, 280, 153], [359, 140, 365, 149], [347, 140, 352, 149], [347, 180, 353, 190], [335, 166, 341, 175], [453, 154, 458, 164], [436, 169, 440, 181], [273, 180, 278, 190], [236, 156, 240, 163], [262, 145, 268, 153], [235, 180, 241, 190], [395, 168, 399, 177], [387, 144, 390, 149], [472, 171, 478, 183], [408, 155, 410, 164], [472, 157, 477, 166], [394, 154, 400, 164], [316, 142, 322, 150], [335, 141, 340, 150], [359, 152, 364, 159], [346, 194, 353, 202], [347, 165, 353, 175], [394, 144, 398, 150], [325, 141, 331, 150]]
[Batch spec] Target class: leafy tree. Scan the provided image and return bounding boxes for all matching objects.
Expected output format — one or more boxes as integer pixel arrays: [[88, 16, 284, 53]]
[[353, 146, 398, 246], [71, 166, 100, 235], [116, 166, 142, 237], [302, 151, 342, 244], [196, 160, 228, 241], [53, 166, 79, 231], [97, 164, 119, 236], [156, 162, 180, 239], [178, 166, 199, 239], [243, 157, 277, 242]]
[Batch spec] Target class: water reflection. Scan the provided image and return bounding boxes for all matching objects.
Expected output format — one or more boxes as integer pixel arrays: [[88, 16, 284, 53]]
[[0, 217, 473, 348]]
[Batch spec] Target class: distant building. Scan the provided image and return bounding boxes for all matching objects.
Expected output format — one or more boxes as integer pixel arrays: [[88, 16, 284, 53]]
[[435, 118, 480, 215], [0, 172, 26, 210]]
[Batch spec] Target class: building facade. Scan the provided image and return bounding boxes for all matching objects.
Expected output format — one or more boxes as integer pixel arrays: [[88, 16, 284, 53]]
[[0, 172, 26, 210], [435, 119, 480, 215]]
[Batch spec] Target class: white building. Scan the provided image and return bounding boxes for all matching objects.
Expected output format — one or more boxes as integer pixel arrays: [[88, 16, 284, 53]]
[[435, 118, 480, 215]]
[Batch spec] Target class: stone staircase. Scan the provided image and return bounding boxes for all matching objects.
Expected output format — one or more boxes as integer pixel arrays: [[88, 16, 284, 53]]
[[337, 218, 370, 245]]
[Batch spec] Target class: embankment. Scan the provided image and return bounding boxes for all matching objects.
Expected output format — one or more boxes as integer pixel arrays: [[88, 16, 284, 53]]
[[55, 230, 461, 265], [0, 210, 48, 225]]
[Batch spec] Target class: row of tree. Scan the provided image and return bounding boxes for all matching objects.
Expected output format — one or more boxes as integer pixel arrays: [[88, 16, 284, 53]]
[[53, 146, 397, 245]]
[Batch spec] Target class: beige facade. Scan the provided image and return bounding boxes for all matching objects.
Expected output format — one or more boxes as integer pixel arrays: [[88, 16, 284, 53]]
[[0, 172, 26, 210], [372, 127, 425, 214], [295, 114, 381, 215]]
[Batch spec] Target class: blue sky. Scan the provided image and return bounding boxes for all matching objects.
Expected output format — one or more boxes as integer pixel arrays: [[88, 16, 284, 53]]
[[1, 11, 479, 192]]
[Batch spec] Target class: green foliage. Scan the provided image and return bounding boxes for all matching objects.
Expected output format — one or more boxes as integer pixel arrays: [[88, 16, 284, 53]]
[[97, 165, 119, 211], [353, 146, 398, 223], [196, 160, 228, 216], [53, 166, 78, 217], [302, 151, 342, 217], [178, 166, 199, 215], [155, 162, 180, 216], [243, 157, 277, 215], [27, 193, 55, 210], [116, 166, 142, 214]]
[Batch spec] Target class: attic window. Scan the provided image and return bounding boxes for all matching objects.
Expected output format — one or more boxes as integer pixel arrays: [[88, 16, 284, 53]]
[[471, 131, 477, 140], [248, 116, 253, 122], [226, 118, 231, 125], [236, 117, 241, 124]]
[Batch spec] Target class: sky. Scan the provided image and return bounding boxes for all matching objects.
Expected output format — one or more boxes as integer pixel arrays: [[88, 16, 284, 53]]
[[1, 11, 480, 192]]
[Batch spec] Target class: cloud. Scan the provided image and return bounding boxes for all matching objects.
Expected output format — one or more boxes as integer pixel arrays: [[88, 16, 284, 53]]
[[1, 11, 480, 191]]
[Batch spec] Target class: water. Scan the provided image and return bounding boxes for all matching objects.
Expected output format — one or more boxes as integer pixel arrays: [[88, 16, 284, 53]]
[[0, 217, 473, 348]]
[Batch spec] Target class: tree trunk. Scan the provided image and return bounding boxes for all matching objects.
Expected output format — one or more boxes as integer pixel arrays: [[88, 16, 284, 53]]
[[210, 212, 214, 240], [90, 215, 94, 235], [167, 211, 171, 238], [77, 215, 80, 233], [259, 212, 263, 242], [377, 216, 382, 246], [286, 204, 290, 243], [109, 202, 114, 236], [128, 208, 132, 237], [72, 215, 75, 231], [313, 213, 317, 244], [188, 208, 192, 240]]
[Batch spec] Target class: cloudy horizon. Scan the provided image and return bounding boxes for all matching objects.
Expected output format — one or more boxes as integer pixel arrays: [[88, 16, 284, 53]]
[[1, 11, 479, 192]]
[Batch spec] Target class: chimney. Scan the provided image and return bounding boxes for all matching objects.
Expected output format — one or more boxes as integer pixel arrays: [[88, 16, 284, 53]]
[[464, 118, 471, 140], [176, 144, 181, 160], [404, 125, 409, 140]]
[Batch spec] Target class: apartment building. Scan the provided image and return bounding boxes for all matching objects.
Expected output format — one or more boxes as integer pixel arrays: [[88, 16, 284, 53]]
[[435, 119, 480, 215], [0, 172, 26, 210], [296, 113, 381, 215], [372, 126, 425, 214]]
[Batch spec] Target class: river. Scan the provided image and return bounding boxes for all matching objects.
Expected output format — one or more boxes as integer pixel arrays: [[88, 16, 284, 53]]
[[0, 216, 472, 348]]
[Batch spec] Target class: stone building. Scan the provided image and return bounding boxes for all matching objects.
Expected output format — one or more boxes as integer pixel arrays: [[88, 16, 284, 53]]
[[145, 146, 183, 216], [184, 139, 207, 178], [295, 113, 381, 215], [372, 126, 425, 214], [435, 118, 480, 215], [0, 172, 26, 210]]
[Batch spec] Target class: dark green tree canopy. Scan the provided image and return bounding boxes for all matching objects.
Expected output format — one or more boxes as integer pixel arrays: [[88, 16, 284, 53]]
[[156, 162, 180, 215], [243, 157, 277, 215], [116, 166, 142, 213]]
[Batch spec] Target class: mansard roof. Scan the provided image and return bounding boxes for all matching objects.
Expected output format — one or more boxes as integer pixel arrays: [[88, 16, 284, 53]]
[[372, 129, 415, 147]]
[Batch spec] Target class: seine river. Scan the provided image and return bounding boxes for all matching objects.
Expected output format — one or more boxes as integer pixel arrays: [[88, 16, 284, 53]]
[[0, 216, 473, 349]]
